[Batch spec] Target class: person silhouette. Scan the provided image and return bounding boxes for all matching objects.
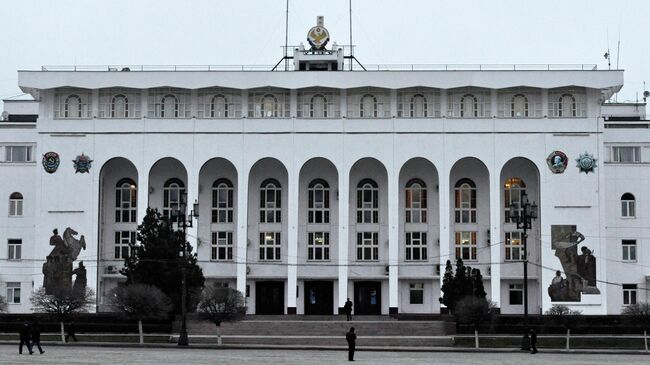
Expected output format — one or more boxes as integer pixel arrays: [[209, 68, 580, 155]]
[[344, 298, 353, 321], [346, 327, 357, 361], [18, 321, 33, 355]]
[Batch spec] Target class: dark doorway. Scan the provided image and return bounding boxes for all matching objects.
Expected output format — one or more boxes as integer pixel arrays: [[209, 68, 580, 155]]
[[354, 281, 382, 315], [304, 281, 334, 315], [256, 281, 284, 314]]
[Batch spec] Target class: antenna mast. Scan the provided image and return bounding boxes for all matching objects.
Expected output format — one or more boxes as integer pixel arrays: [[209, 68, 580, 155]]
[[284, 0, 289, 71], [349, 0, 353, 70]]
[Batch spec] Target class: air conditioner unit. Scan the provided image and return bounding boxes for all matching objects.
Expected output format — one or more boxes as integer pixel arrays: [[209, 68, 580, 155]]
[[105, 265, 118, 274]]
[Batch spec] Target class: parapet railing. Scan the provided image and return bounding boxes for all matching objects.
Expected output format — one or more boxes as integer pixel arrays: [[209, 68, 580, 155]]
[[39, 64, 602, 72]]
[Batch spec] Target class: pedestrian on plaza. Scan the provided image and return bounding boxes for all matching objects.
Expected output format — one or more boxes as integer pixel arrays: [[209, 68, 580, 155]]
[[65, 321, 78, 342], [31, 320, 45, 354], [346, 327, 357, 361], [344, 298, 353, 321], [18, 321, 33, 355], [530, 328, 538, 354]]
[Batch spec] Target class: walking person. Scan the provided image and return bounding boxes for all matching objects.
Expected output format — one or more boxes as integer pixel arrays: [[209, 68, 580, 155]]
[[530, 328, 538, 354], [344, 298, 353, 321], [18, 321, 33, 355], [346, 327, 357, 361], [65, 321, 78, 342], [31, 321, 45, 354]]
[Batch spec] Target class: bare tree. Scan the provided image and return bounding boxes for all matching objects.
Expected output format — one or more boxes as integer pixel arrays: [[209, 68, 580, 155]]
[[0, 295, 7, 313], [30, 287, 95, 342], [198, 286, 247, 345], [545, 304, 582, 350], [110, 284, 173, 344], [622, 302, 650, 351], [454, 296, 496, 348]]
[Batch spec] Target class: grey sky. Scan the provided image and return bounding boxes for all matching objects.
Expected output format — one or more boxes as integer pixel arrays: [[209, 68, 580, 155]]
[[2, 0, 648, 104]]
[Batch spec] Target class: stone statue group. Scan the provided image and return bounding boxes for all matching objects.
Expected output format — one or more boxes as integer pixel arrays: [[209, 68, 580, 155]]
[[42, 228, 87, 297]]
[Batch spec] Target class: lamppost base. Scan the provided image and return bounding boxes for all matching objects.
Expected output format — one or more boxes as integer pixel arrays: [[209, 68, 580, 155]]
[[521, 333, 530, 351], [178, 331, 189, 346]]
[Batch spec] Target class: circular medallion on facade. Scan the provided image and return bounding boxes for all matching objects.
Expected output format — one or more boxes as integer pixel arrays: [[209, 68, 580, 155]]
[[546, 151, 568, 174], [72, 153, 93, 174], [307, 26, 330, 50], [42, 152, 60, 174], [576, 152, 597, 174]]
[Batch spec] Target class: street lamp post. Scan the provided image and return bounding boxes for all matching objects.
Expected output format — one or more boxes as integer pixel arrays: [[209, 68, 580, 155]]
[[508, 190, 538, 351], [170, 191, 199, 347]]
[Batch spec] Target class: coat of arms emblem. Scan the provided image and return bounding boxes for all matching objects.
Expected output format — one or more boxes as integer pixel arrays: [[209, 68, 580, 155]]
[[42, 152, 60, 174], [546, 151, 568, 174], [73, 153, 93, 174], [307, 16, 330, 50]]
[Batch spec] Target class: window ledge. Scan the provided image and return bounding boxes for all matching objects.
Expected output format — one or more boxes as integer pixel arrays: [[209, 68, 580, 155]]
[[622, 260, 638, 263]]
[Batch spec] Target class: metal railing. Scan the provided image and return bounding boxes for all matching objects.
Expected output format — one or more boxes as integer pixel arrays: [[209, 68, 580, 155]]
[[40, 63, 601, 72]]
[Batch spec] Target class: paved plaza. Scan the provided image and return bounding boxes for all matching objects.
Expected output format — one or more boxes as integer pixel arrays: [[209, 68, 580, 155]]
[[1, 345, 649, 365]]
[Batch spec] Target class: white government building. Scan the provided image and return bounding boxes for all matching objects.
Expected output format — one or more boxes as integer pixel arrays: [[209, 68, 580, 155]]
[[1, 22, 648, 316]]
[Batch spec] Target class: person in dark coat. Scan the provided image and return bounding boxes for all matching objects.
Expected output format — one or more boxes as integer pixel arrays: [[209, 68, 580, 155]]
[[344, 298, 353, 321], [346, 327, 357, 361], [31, 321, 45, 354], [530, 328, 538, 354], [18, 321, 33, 354], [65, 321, 78, 342]]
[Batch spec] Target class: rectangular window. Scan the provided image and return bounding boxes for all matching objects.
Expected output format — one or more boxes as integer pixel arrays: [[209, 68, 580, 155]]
[[259, 232, 281, 261], [622, 240, 637, 262], [114, 231, 136, 260], [308, 187, 330, 224], [505, 231, 524, 261], [455, 231, 477, 261], [405, 232, 427, 261], [612, 146, 641, 163], [212, 186, 234, 223], [509, 283, 524, 305], [7, 282, 21, 304], [409, 283, 424, 304], [5, 146, 32, 162], [8, 239, 22, 260], [260, 187, 282, 223], [307, 232, 330, 261], [211, 231, 233, 261], [623, 284, 637, 305], [357, 187, 379, 224], [356, 232, 379, 261]]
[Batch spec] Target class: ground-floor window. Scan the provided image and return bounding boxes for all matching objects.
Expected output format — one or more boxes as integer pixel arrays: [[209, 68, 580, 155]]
[[259, 232, 281, 261], [623, 284, 637, 305], [405, 232, 427, 261], [114, 231, 136, 259], [356, 231, 378, 261], [505, 231, 524, 261], [211, 231, 233, 260], [455, 231, 477, 261], [308, 232, 330, 261], [409, 283, 424, 304], [509, 283, 523, 305], [7, 239, 21, 260], [6, 282, 21, 304]]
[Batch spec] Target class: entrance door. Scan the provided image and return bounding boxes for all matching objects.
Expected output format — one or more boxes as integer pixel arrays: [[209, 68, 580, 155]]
[[256, 281, 284, 315], [304, 281, 334, 315], [354, 281, 382, 315]]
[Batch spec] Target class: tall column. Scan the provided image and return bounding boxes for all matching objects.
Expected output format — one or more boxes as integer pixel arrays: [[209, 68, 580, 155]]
[[438, 165, 450, 312], [388, 170, 399, 315], [489, 168, 502, 308], [137, 166, 149, 224], [186, 170, 199, 250], [236, 167, 249, 295], [287, 166, 299, 314], [338, 162, 350, 313]]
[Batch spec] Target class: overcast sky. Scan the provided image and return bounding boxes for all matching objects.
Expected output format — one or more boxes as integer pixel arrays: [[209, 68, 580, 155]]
[[2, 0, 649, 104]]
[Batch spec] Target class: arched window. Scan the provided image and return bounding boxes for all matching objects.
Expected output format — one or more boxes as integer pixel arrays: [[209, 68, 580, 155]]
[[212, 178, 234, 223], [454, 179, 476, 223], [9, 192, 23, 217], [621, 192, 636, 218], [111, 94, 129, 118], [115, 179, 137, 223], [64, 95, 82, 118], [163, 178, 185, 218], [511, 94, 528, 117], [260, 179, 281, 223], [357, 179, 379, 223], [410, 94, 427, 118], [310, 94, 328, 118], [460, 94, 478, 118], [504, 178, 526, 223], [559, 93, 576, 117], [261, 94, 278, 118], [161, 94, 179, 118], [360, 94, 377, 118], [211, 95, 228, 118], [308, 179, 330, 223], [405, 178, 427, 223]]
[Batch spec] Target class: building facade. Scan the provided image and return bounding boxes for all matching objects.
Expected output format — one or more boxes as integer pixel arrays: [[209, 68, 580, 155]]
[[2, 42, 646, 315]]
